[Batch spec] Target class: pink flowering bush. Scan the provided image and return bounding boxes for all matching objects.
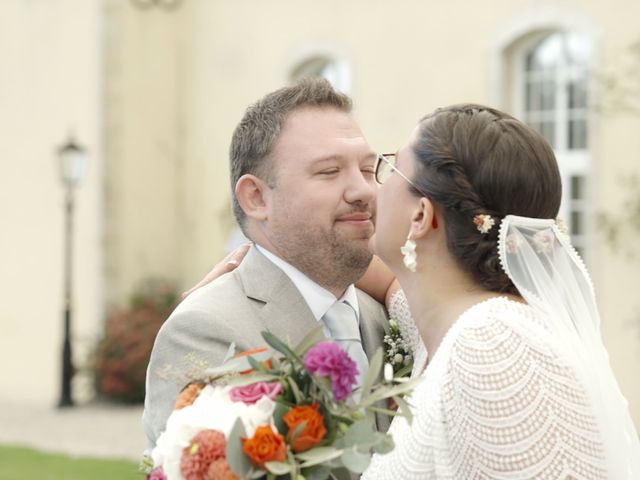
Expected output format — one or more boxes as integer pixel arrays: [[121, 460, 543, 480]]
[[93, 278, 178, 403]]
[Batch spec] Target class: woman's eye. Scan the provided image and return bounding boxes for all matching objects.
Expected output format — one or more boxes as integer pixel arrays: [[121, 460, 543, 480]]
[[318, 169, 339, 175]]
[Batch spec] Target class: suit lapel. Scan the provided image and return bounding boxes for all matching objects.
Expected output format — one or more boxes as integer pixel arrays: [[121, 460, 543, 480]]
[[236, 247, 320, 347], [356, 289, 386, 360], [238, 252, 391, 433]]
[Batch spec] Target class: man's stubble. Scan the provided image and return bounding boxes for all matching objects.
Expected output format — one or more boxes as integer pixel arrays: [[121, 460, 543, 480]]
[[269, 211, 373, 294]]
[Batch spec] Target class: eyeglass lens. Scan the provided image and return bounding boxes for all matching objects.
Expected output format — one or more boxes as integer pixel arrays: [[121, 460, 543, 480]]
[[376, 155, 395, 184]]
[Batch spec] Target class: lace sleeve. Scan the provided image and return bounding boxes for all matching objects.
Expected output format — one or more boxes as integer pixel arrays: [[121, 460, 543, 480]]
[[442, 316, 608, 479], [388, 289, 420, 356]]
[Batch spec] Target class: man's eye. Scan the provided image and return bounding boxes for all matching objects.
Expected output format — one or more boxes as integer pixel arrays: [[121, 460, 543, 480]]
[[361, 166, 375, 174], [318, 169, 339, 175]]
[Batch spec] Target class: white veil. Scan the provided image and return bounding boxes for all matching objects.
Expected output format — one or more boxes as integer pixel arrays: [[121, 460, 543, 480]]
[[498, 214, 640, 479]]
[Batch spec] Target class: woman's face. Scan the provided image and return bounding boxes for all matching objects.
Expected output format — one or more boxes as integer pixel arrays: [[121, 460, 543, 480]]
[[370, 125, 422, 272]]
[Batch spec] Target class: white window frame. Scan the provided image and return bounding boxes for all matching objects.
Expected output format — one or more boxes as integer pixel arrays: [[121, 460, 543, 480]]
[[285, 44, 352, 94], [512, 31, 591, 256]]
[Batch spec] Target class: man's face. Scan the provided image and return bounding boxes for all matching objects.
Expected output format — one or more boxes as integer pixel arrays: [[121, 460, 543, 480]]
[[263, 106, 377, 292]]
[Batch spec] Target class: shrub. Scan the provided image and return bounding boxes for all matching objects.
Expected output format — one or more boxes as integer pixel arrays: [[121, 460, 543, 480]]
[[93, 278, 179, 403]]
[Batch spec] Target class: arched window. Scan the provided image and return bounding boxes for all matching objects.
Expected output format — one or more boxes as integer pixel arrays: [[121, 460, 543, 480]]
[[515, 31, 591, 256], [289, 55, 351, 93]]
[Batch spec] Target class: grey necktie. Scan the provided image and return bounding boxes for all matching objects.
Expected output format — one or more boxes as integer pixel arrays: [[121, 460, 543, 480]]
[[322, 300, 369, 386]]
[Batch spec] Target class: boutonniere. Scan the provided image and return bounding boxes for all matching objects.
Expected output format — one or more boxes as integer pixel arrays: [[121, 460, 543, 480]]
[[383, 319, 413, 378]]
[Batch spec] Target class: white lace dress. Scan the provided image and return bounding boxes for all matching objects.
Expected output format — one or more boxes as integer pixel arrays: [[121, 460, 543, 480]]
[[363, 293, 607, 480]]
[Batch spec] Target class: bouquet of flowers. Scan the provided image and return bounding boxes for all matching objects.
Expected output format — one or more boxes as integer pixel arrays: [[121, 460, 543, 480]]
[[142, 327, 420, 480]]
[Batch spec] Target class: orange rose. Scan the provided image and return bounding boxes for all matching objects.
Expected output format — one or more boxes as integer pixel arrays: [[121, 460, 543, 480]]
[[234, 348, 271, 375], [175, 382, 206, 409], [282, 403, 327, 452], [241, 425, 287, 469]]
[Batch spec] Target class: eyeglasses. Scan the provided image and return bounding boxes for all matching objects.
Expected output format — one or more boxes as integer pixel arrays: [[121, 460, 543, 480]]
[[375, 153, 429, 197]]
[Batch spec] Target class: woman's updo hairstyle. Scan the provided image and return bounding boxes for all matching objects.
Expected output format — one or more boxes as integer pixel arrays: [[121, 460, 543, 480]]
[[411, 104, 562, 294]]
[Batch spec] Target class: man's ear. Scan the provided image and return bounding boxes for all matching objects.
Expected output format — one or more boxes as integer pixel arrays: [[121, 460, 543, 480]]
[[410, 197, 437, 240], [235, 174, 269, 221]]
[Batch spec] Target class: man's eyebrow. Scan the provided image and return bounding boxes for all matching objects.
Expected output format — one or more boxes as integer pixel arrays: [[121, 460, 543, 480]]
[[308, 152, 376, 165], [363, 152, 377, 162], [309, 155, 340, 164]]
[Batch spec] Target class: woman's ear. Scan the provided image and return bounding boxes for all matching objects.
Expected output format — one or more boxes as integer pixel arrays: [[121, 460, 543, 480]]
[[235, 174, 269, 221], [410, 197, 437, 240]]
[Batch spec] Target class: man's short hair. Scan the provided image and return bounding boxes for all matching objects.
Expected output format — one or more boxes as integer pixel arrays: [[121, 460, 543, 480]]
[[229, 77, 353, 232]]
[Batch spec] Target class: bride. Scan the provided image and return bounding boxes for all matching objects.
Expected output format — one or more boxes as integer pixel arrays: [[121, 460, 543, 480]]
[[189, 104, 640, 479]]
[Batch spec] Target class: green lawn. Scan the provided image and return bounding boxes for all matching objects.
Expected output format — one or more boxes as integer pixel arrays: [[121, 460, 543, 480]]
[[0, 445, 142, 480]]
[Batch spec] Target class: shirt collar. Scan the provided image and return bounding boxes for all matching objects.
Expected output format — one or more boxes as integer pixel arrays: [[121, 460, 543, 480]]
[[255, 244, 360, 322]]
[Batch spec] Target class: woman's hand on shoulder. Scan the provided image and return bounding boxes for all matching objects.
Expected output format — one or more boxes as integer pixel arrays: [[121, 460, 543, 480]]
[[182, 242, 252, 299]]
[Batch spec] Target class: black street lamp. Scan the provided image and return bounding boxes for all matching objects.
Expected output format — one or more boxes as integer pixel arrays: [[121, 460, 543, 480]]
[[130, 0, 183, 10], [57, 137, 87, 408]]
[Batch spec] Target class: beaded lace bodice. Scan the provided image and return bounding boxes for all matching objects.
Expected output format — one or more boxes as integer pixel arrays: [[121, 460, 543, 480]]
[[363, 293, 607, 480]]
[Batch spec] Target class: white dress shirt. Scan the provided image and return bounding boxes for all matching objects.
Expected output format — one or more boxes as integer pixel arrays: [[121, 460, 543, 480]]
[[255, 245, 361, 334]]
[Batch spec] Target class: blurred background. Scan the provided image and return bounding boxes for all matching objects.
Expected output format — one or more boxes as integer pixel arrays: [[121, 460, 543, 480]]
[[1, 0, 639, 468]]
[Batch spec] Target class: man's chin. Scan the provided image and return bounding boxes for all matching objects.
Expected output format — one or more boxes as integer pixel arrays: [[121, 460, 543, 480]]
[[341, 243, 373, 273]]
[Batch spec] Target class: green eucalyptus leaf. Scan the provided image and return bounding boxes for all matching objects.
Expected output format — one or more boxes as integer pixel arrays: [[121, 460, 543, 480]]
[[366, 405, 401, 417], [303, 465, 331, 480], [327, 467, 352, 480], [204, 350, 273, 377], [393, 362, 413, 378], [343, 420, 375, 448], [265, 461, 292, 475], [297, 447, 344, 467], [262, 331, 302, 362], [289, 377, 304, 404], [224, 373, 279, 387], [246, 354, 266, 372], [393, 394, 413, 424], [294, 325, 326, 356], [359, 348, 383, 399], [225, 418, 251, 477], [340, 447, 371, 473], [290, 420, 308, 445], [273, 401, 289, 434], [372, 433, 394, 454], [358, 377, 423, 407], [356, 431, 393, 452], [310, 376, 333, 400]]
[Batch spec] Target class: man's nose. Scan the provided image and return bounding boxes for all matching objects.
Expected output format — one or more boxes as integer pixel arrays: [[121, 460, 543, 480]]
[[344, 168, 376, 204]]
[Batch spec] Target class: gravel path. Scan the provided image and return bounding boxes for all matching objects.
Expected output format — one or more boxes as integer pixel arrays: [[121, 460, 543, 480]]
[[0, 401, 145, 461]]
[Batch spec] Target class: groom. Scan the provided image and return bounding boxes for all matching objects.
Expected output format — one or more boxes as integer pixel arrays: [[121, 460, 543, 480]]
[[143, 78, 389, 449]]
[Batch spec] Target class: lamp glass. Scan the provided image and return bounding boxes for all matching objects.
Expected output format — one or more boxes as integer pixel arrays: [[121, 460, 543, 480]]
[[58, 141, 87, 188]]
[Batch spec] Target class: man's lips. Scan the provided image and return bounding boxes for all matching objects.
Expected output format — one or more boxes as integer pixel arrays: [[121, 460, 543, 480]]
[[336, 213, 372, 222]]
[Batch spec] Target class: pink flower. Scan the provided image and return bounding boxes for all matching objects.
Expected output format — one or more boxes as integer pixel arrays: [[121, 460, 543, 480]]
[[533, 229, 555, 253], [180, 430, 227, 480], [147, 467, 166, 480], [304, 341, 358, 402], [229, 381, 283, 405]]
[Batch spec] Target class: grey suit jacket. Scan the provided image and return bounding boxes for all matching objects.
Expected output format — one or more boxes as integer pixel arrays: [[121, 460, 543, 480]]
[[143, 246, 389, 449]]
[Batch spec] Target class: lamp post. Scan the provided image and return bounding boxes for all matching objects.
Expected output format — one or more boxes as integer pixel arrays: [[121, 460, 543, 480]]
[[130, 0, 183, 10], [57, 137, 87, 408]]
